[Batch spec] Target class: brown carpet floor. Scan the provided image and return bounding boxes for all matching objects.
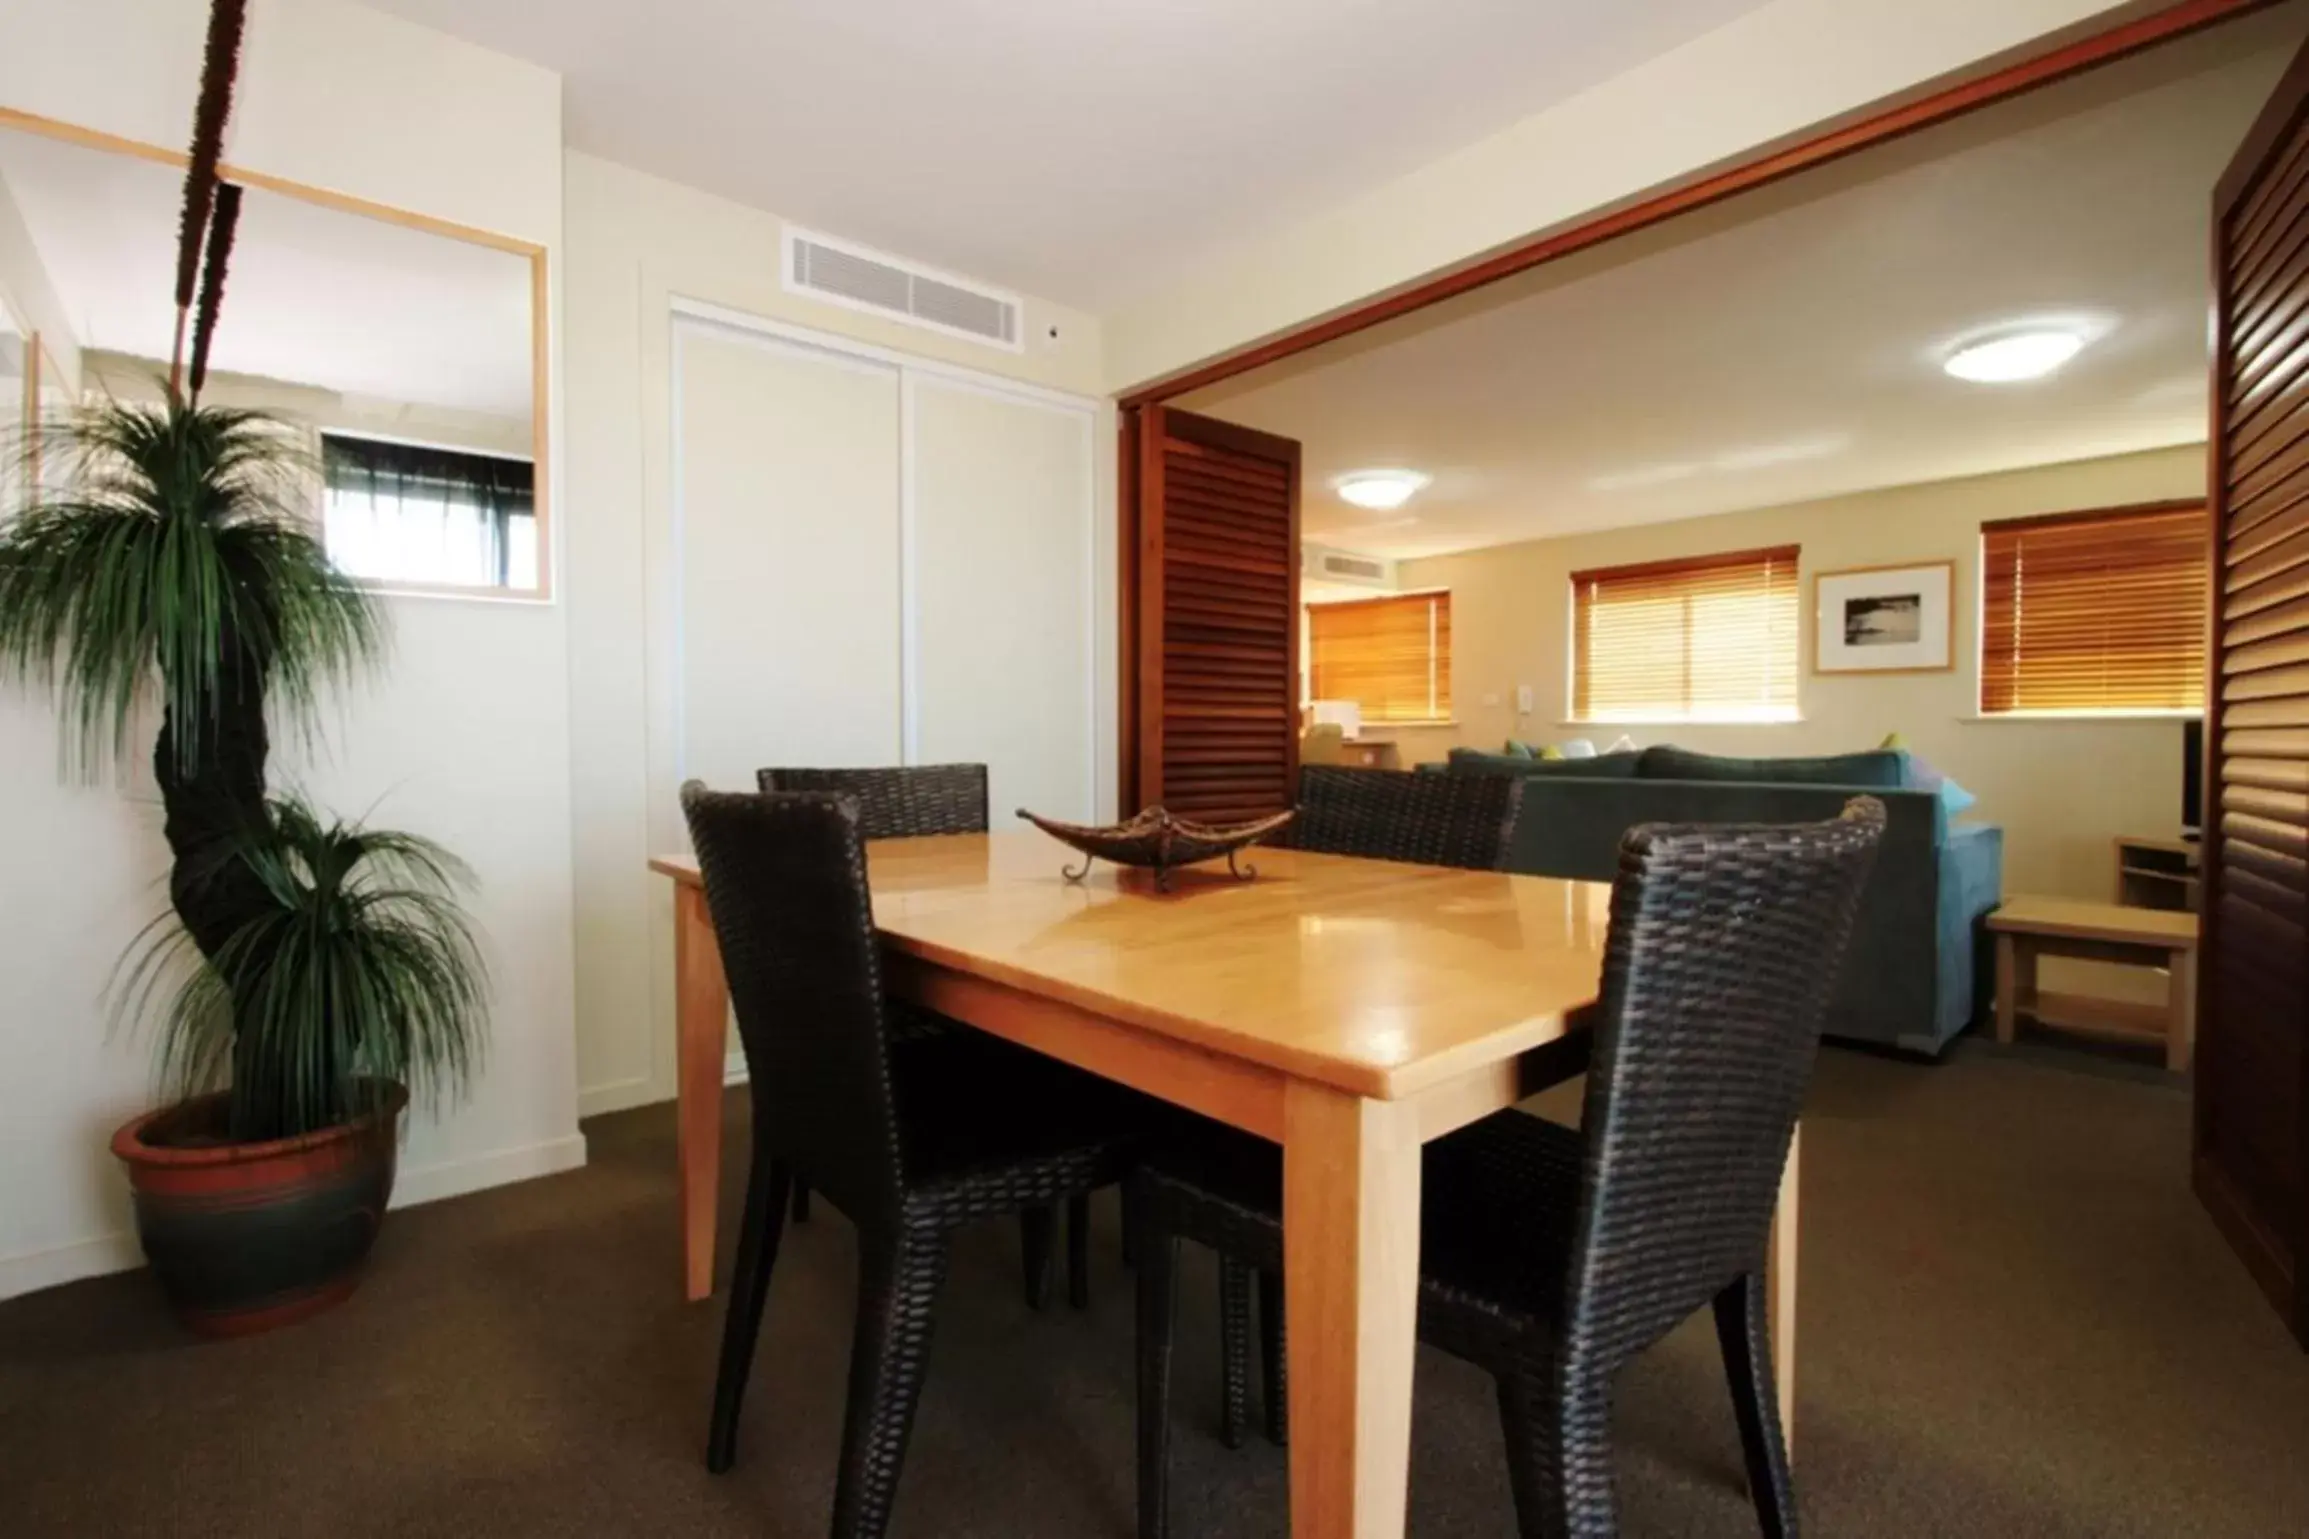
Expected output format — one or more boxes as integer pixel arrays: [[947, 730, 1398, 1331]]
[[2, 1040, 2305, 1537]]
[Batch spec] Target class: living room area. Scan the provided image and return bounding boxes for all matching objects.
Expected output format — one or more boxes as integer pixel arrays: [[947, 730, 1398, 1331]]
[[1181, 13, 2268, 1066], [1127, 8, 2309, 1528]]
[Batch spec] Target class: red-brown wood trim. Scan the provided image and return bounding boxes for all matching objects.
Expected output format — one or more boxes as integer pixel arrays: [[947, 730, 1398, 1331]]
[[1118, 406, 1143, 814], [2221, 18, 2309, 211], [1980, 498, 2210, 534], [1282, 428, 1305, 802], [1117, 0, 2281, 408], [1567, 543, 1803, 586], [1136, 406, 1171, 810], [1161, 407, 1305, 463], [2203, 22, 2309, 1345]]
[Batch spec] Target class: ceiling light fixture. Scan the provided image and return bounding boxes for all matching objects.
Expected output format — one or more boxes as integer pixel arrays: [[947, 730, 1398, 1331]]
[[1943, 327, 2089, 384], [1334, 468, 1430, 510]]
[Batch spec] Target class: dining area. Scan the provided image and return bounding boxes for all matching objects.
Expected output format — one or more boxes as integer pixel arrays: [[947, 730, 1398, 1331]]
[[648, 762, 1881, 1539]]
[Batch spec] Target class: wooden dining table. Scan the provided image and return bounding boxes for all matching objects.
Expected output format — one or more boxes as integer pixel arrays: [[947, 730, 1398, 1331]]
[[651, 828, 1801, 1538]]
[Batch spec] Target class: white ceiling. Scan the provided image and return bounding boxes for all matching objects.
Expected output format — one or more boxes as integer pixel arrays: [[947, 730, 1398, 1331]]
[[0, 126, 533, 417], [360, 0, 1773, 310], [1182, 8, 2308, 560]]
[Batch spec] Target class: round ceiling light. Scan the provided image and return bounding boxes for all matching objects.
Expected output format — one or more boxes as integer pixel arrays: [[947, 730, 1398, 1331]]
[[1334, 469, 1430, 510], [1943, 328, 2089, 384]]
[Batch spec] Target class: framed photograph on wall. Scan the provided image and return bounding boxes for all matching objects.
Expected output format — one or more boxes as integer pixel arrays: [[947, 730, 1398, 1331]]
[[1813, 560, 1956, 674]]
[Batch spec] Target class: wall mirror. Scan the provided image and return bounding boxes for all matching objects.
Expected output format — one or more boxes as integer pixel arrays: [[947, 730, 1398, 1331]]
[[0, 114, 548, 597]]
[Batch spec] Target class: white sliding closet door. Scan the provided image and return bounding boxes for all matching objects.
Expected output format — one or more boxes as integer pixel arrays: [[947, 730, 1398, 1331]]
[[674, 323, 903, 795], [910, 376, 1097, 823]]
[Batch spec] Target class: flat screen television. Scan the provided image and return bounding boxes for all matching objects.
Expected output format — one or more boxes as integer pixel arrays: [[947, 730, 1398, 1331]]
[[2183, 717, 2204, 840]]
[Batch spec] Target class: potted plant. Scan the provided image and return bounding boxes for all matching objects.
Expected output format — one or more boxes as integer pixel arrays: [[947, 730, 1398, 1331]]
[[0, 0, 488, 1335]]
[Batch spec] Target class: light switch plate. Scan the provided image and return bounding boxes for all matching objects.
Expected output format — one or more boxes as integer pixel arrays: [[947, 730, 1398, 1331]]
[[1516, 684, 1535, 714]]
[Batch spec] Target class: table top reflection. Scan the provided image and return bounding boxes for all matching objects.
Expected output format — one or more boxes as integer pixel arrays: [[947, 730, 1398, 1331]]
[[656, 829, 1609, 1100]]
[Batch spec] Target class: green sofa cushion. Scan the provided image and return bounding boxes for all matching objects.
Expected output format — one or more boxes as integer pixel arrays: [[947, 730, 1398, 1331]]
[[1448, 747, 1643, 778], [1638, 745, 1907, 788]]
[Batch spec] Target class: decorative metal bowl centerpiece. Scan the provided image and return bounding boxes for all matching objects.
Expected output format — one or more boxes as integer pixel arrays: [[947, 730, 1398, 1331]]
[[1016, 805, 1296, 891]]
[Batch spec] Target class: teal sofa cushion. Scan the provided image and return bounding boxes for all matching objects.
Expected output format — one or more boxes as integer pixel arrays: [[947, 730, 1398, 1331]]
[[1441, 746, 2003, 1055], [1475, 773, 1997, 1056], [1638, 745, 1907, 788], [1448, 747, 1643, 779]]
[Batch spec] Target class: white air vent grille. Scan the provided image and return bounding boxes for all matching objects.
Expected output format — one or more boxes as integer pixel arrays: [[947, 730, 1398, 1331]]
[[785, 228, 1022, 351], [1303, 544, 1398, 590]]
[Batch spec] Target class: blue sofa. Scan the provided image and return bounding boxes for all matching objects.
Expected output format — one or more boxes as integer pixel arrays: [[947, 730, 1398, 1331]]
[[1440, 745, 2003, 1057]]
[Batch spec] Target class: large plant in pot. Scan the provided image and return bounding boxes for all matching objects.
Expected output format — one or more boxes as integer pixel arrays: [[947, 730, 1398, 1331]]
[[0, 0, 486, 1335]]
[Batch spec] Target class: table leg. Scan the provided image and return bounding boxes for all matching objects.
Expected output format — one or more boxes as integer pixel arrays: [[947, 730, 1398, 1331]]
[[1767, 1124, 1801, 1453], [2167, 947, 2196, 1073], [1995, 934, 2019, 1046], [1282, 1081, 1422, 1538], [674, 881, 729, 1303]]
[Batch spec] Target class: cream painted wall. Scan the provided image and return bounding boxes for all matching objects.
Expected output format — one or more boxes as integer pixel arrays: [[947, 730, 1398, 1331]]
[[1104, 0, 2159, 392], [0, 161, 79, 394], [561, 152, 1116, 1118], [1397, 446, 2208, 910], [0, 0, 576, 1300], [86, 351, 533, 459]]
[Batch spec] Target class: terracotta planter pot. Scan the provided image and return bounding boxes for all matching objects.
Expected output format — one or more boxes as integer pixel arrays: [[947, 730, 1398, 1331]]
[[110, 1084, 407, 1337]]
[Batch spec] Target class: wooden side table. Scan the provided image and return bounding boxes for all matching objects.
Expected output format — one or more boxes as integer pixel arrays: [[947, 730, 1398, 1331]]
[[2113, 834, 2199, 911], [1987, 897, 2199, 1071]]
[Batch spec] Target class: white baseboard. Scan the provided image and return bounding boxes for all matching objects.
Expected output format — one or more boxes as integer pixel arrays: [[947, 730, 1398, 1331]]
[[578, 1075, 660, 1119], [0, 1231, 143, 1303], [577, 1060, 745, 1120], [392, 1131, 590, 1209], [0, 1131, 590, 1304]]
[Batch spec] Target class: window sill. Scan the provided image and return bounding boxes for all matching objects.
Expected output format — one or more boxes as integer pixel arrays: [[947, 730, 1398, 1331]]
[[1557, 718, 1806, 729], [1960, 711, 2202, 723]]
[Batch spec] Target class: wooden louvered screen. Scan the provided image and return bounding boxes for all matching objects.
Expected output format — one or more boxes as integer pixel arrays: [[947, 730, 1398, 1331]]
[[2202, 38, 2309, 1350], [1308, 592, 1451, 723], [1570, 545, 1800, 722], [1979, 504, 2209, 715], [1130, 407, 1300, 820]]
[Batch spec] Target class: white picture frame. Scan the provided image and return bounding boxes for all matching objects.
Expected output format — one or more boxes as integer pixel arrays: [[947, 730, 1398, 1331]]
[[1813, 560, 1956, 674]]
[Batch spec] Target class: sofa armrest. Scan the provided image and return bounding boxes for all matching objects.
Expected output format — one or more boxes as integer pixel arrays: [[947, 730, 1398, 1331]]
[[1932, 823, 2005, 1044]]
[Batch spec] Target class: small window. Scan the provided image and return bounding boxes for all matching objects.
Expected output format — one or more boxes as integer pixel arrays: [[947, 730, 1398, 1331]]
[[1979, 503, 2207, 716], [1570, 545, 1800, 723], [322, 433, 537, 592], [1307, 591, 1451, 723]]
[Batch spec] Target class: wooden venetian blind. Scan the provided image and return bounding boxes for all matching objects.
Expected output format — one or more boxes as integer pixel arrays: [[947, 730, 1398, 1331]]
[[1307, 593, 1451, 723], [1134, 407, 1301, 821], [1979, 504, 2208, 715], [1570, 545, 1800, 722]]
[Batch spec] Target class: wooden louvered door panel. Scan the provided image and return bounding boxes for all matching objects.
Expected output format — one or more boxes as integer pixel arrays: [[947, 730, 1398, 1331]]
[[1132, 407, 1301, 821], [2204, 36, 2309, 1350]]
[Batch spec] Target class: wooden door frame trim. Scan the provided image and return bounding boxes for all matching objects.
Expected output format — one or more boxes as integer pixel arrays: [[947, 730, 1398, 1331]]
[[1114, 0, 2278, 410]]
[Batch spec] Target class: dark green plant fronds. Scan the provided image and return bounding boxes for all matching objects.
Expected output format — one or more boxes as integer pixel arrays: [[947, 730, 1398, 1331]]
[[115, 793, 488, 1142], [0, 394, 386, 779]]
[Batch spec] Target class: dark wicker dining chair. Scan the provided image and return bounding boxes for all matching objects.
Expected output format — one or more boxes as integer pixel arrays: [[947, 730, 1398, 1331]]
[[1132, 798, 1887, 1539], [1216, 762, 1526, 1447], [757, 769, 984, 1203], [754, 763, 1088, 1311], [683, 784, 1141, 1539], [1285, 764, 1524, 868]]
